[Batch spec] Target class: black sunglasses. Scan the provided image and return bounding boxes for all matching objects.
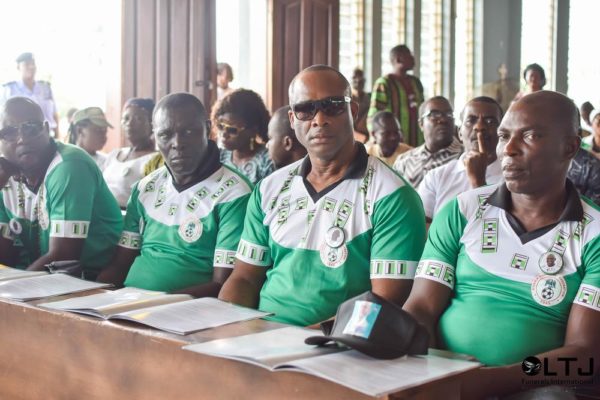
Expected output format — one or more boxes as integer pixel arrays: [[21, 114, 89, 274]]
[[0, 121, 44, 142], [292, 96, 351, 121]]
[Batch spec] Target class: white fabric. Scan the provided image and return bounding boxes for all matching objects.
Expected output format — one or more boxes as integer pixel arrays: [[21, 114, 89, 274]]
[[102, 148, 157, 208], [418, 154, 503, 219], [91, 152, 107, 171]]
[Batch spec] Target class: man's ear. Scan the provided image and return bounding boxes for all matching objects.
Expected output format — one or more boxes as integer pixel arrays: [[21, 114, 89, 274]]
[[288, 109, 295, 128], [283, 135, 294, 152], [564, 135, 581, 161], [418, 117, 424, 131]]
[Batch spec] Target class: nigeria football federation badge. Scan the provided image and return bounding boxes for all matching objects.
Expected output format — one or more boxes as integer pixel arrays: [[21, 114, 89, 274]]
[[325, 226, 345, 248], [320, 242, 348, 268], [538, 251, 563, 275], [531, 274, 567, 307], [9, 218, 22, 235], [178, 216, 203, 243]]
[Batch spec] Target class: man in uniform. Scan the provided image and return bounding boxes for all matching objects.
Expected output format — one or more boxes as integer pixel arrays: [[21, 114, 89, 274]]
[[393, 96, 463, 188], [266, 105, 307, 169], [0, 97, 122, 279], [97, 93, 252, 297], [418, 96, 504, 221], [1, 53, 60, 137], [219, 65, 426, 326], [403, 91, 600, 398]]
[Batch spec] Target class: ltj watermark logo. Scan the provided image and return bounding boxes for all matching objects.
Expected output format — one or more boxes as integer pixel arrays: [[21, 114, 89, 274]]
[[521, 356, 598, 386]]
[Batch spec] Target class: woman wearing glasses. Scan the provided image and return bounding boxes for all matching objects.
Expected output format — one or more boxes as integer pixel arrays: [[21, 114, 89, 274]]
[[103, 98, 157, 208], [212, 89, 274, 184]]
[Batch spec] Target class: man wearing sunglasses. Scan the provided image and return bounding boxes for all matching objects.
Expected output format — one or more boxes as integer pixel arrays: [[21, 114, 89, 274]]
[[0, 97, 122, 279], [220, 65, 426, 326], [393, 96, 463, 188]]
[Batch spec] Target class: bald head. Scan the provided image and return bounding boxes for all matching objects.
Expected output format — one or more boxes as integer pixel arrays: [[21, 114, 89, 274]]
[[153, 92, 207, 122], [512, 91, 579, 136], [1, 97, 44, 124], [270, 106, 295, 139], [288, 65, 351, 104]]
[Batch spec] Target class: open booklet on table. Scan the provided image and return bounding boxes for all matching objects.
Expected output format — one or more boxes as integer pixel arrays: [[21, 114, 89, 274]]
[[183, 326, 481, 397], [0, 264, 49, 281], [0, 272, 112, 301], [40, 291, 272, 335]]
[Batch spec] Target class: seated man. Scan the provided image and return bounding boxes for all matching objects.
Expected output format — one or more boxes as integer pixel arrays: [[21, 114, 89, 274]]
[[266, 105, 307, 169], [0, 97, 122, 279], [418, 96, 503, 221], [365, 111, 412, 166], [219, 65, 426, 326], [97, 93, 252, 296], [403, 91, 600, 398], [393, 96, 463, 187]]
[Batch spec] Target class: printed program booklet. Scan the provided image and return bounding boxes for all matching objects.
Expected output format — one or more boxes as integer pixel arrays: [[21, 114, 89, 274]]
[[0, 264, 49, 281], [40, 295, 271, 335], [38, 287, 193, 318], [0, 273, 112, 301], [183, 327, 481, 397]]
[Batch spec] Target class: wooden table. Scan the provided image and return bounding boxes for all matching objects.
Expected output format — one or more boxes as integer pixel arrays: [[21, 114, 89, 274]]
[[0, 293, 470, 399]]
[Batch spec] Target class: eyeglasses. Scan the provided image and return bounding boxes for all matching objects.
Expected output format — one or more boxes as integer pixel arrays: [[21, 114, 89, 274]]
[[462, 115, 499, 127], [0, 121, 44, 142], [421, 110, 454, 121], [216, 122, 246, 135], [292, 96, 351, 121]]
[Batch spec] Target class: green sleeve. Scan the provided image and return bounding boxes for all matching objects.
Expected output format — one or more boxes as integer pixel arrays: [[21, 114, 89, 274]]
[[213, 193, 250, 268], [415, 198, 467, 289], [367, 77, 391, 122], [370, 185, 426, 279], [45, 161, 97, 238], [118, 185, 142, 250], [0, 191, 14, 241], [236, 184, 272, 267], [574, 235, 600, 311]]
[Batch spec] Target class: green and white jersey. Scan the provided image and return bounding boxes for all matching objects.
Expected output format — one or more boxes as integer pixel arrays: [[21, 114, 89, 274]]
[[122, 164, 252, 292], [0, 142, 122, 277], [416, 182, 600, 366], [237, 146, 426, 326]]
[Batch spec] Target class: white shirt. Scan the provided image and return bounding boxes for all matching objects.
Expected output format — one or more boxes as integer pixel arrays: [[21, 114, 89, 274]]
[[417, 153, 503, 219], [91, 152, 107, 171], [102, 148, 157, 208]]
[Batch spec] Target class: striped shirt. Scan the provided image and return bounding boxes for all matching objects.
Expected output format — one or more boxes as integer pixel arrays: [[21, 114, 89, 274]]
[[367, 74, 424, 147], [393, 137, 463, 188]]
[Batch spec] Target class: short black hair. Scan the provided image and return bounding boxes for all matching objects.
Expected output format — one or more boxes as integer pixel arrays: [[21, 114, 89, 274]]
[[154, 92, 207, 121], [217, 63, 233, 79], [288, 64, 352, 101], [419, 96, 451, 118], [271, 106, 295, 139], [390, 45, 411, 62], [124, 98, 155, 121], [371, 111, 401, 131], [212, 89, 271, 142], [460, 96, 504, 121], [16, 52, 34, 63], [68, 119, 93, 145], [523, 63, 546, 87]]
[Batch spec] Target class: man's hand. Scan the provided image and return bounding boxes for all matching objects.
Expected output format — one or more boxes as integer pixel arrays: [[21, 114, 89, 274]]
[[463, 131, 488, 188]]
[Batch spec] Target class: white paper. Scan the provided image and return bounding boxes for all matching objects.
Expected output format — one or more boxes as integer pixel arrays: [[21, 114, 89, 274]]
[[183, 326, 340, 369], [0, 273, 112, 301], [0, 265, 48, 282], [279, 350, 480, 397], [38, 287, 192, 318], [109, 297, 272, 335]]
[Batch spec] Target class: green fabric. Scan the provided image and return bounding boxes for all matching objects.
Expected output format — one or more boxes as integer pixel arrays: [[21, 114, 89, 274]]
[[0, 142, 122, 276], [367, 75, 425, 146], [241, 180, 426, 326], [123, 166, 251, 292]]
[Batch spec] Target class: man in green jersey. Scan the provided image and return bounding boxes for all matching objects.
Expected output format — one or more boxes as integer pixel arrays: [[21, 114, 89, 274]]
[[0, 97, 122, 279], [404, 91, 600, 398], [220, 65, 426, 326], [97, 93, 251, 296]]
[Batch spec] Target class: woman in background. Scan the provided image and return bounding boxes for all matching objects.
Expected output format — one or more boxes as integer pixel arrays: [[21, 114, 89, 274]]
[[103, 98, 157, 208], [212, 89, 274, 184], [68, 107, 111, 169]]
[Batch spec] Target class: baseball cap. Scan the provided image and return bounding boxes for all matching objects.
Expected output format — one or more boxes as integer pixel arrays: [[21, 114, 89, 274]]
[[305, 291, 429, 359], [16, 52, 34, 63], [71, 107, 113, 128]]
